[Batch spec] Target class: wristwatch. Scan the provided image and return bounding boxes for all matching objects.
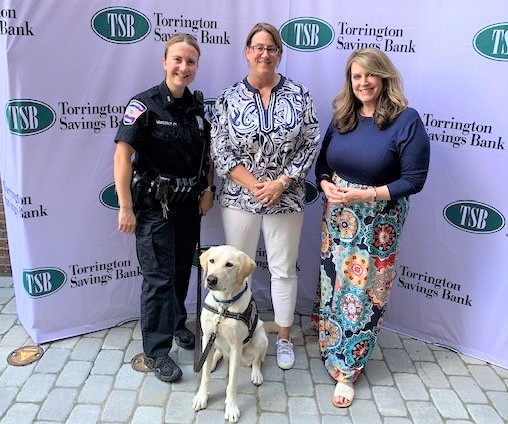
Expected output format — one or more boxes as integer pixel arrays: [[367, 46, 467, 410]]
[[277, 177, 289, 190], [203, 185, 216, 193]]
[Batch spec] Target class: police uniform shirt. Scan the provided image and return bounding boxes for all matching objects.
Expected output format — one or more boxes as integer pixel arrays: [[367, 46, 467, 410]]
[[115, 82, 209, 179]]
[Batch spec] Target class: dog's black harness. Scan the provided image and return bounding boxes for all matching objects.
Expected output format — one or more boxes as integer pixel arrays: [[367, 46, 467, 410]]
[[195, 284, 260, 373], [203, 297, 259, 344]]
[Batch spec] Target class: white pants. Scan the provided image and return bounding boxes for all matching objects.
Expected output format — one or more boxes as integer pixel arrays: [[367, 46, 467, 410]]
[[221, 207, 304, 328]]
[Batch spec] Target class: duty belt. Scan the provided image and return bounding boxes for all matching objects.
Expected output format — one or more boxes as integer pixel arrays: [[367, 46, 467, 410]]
[[153, 175, 198, 218]]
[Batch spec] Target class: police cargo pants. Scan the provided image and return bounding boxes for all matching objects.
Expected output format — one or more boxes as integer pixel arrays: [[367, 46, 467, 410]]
[[135, 196, 200, 358]]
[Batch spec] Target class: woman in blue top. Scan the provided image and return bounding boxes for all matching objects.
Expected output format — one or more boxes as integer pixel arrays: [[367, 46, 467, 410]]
[[211, 22, 320, 370], [311, 48, 430, 407]]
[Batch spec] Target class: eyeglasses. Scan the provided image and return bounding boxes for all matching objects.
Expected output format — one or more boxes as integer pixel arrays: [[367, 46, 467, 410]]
[[249, 44, 280, 56]]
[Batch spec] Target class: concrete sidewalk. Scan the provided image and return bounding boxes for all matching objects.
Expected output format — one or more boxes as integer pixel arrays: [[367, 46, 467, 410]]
[[0, 276, 507, 424]]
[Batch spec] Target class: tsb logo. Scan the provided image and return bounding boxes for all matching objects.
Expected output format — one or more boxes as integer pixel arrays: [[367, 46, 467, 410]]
[[5, 99, 56, 136], [91, 7, 151, 44], [473, 23, 508, 61], [23, 268, 67, 298], [443, 201, 505, 234], [100, 183, 120, 209], [280, 17, 334, 51]]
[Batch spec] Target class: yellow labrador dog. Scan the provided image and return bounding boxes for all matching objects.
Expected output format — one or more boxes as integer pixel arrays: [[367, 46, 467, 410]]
[[192, 245, 268, 423]]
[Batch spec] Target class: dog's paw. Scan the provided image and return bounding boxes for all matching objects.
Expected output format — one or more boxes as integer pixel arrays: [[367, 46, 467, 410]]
[[251, 369, 263, 386], [224, 403, 240, 423], [192, 392, 208, 411]]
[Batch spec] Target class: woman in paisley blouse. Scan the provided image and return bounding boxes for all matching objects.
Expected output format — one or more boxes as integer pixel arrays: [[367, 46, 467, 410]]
[[311, 48, 430, 407], [211, 22, 320, 370]]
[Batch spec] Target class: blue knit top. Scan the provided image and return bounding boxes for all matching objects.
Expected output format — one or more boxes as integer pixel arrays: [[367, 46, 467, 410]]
[[315, 107, 430, 199]]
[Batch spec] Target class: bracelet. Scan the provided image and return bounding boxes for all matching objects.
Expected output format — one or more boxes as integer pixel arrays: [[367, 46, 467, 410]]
[[372, 186, 377, 202], [277, 177, 289, 190]]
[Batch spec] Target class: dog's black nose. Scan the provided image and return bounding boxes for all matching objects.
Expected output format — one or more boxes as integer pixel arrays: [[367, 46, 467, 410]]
[[206, 275, 218, 289]]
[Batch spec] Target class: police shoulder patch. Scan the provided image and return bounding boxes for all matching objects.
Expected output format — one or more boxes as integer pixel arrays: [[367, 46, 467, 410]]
[[123, 99, 147, 125]]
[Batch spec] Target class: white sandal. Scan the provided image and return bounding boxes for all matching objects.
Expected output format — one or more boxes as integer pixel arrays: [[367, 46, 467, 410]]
[[332, 382, 354, 408]]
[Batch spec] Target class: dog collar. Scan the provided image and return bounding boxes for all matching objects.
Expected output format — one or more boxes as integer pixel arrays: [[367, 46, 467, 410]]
[[213, 283, 249, 304]]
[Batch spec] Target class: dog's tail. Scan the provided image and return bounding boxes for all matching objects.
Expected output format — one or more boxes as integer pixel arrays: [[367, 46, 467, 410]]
[[262, 321, 279, 334]]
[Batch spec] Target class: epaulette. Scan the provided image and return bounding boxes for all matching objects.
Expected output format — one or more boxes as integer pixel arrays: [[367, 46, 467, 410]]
[[146, 86, 160, 99]]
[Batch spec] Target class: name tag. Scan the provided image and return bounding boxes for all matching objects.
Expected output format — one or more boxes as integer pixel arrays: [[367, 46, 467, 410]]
[[156, 120, 177, 127]]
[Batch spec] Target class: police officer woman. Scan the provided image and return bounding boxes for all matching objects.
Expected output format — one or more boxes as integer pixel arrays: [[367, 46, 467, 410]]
[[113, 34, 214, 383]]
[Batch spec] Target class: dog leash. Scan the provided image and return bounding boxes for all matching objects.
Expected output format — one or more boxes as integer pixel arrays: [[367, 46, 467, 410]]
[[193, 226, 203, 372], [194, 308, 226, 372]]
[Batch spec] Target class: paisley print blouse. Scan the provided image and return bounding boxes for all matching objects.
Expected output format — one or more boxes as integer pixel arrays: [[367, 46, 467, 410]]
[[211, 75, 320, 214]]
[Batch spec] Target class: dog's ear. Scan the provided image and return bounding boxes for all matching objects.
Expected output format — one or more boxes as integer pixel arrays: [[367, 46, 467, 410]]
[[199, 248, 210, 272], [237, 251, 256, 284]]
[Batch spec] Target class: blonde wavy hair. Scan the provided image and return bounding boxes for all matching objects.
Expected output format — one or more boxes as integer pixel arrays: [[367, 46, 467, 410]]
[[333, 48, 408, 133]]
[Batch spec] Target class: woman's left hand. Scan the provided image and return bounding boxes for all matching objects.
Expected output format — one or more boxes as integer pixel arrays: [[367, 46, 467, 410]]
[[253, 180, 284, 207], [199, 191, 214, 215]]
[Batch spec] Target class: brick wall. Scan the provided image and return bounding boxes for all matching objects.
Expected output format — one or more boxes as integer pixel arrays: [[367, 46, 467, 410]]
[[0, 181, 12, 276]]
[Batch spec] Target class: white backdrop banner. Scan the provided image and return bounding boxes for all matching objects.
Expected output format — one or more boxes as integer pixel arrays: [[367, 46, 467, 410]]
[[1, 0, 507, 368]]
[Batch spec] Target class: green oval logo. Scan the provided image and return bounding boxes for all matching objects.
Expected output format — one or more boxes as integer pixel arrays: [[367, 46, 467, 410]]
[[91, 7, 151, 44], [443, 200, 505, 234], [280, 17, 334, 51], [5, 99, 56, 136], [473, 23, 508, 61], [100, 183, 119, 209], [304, 180, 320, 204], [23, 267, 67, 298]]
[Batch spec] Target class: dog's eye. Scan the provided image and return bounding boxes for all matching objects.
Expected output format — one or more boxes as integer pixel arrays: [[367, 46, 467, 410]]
[[209, 259, 215, 264], [225, 262, 234, 268]]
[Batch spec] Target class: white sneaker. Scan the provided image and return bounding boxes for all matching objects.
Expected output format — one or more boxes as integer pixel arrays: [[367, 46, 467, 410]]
[[276, 338, 295, 370]]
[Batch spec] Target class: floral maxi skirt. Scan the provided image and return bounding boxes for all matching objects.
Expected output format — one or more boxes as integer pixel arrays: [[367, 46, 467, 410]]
[[311, 175, 408, 383]]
